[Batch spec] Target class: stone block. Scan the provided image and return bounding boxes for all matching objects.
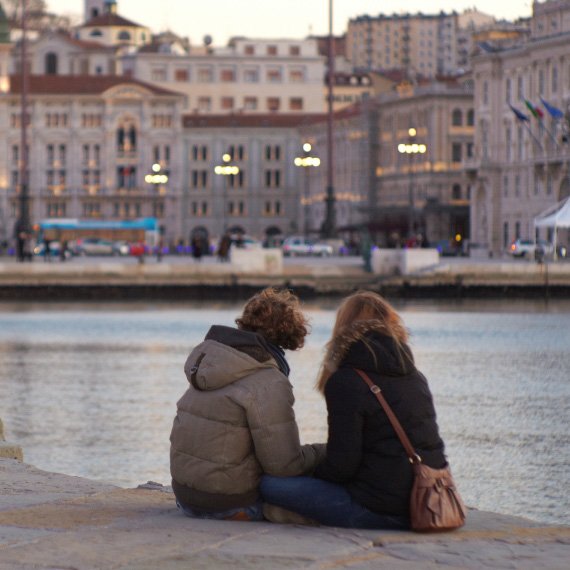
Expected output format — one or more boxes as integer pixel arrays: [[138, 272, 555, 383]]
[[230, 248, 283, 274], [0, 418, 23, 461], [371, 248, 439, 276]]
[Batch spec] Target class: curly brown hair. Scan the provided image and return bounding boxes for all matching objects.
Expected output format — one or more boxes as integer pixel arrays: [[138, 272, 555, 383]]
[[235, 288, 309, 350]]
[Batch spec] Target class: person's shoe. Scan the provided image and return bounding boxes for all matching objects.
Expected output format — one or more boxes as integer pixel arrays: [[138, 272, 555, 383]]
[[262, 504, 319, 526]]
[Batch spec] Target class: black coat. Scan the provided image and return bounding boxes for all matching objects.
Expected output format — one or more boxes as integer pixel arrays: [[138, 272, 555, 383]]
[[314, 331, 446, 516]]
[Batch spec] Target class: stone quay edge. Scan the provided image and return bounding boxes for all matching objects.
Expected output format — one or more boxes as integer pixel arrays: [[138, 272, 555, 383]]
[[1, 259, 570, 299], [0, 458, 568, 569]]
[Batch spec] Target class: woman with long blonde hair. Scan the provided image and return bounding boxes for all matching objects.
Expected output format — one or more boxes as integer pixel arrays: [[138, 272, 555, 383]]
[[261, 290, 447, 529]]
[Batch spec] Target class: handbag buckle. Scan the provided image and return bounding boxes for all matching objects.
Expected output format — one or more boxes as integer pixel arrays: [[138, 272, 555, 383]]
[[370, 385, 381, 394]]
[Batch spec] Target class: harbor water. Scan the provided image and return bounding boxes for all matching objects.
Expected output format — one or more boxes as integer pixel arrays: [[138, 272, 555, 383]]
[[0, 298, 569, 526]]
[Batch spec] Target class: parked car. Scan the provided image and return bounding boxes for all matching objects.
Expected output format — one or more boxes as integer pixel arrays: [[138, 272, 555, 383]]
[[282, 236, 334, 257], [230, 234, 262, 249], [71, 238, 117, 256], [508, 239, 554, 258]]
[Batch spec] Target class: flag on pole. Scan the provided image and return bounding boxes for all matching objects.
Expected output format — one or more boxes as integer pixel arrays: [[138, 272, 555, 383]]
[[540, 97, 564, 120], [524, 99, 544, 119], [509, 104, 530, 122], [509, 104, 543, 150]]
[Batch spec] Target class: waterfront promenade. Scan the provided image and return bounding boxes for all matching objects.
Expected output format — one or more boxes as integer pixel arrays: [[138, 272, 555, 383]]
[[1, 254, 570, 298], [1, 458, 569, 569]]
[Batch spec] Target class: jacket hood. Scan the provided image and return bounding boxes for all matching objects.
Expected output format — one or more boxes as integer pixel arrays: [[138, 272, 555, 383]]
[[184, 325, 279, 391], [324, 319, 416, 377]]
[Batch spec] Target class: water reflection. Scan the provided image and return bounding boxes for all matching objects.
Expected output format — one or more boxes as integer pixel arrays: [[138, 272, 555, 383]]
[[0, 300, 568, 526]]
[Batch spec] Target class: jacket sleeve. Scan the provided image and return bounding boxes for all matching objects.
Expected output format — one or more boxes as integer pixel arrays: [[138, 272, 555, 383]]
[[245, 373, 324, 476], [314, 372, 364, 482]]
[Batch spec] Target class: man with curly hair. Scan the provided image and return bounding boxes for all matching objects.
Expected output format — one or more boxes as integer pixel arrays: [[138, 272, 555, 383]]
[[170, 288, 324, 521]]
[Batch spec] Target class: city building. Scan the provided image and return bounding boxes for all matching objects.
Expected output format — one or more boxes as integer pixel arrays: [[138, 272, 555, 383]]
[[122, 36, 325, 114], [347, 9, 495, 76], [373, 77, 474, 246], [181, 113, 324, 245], [297, 102, 374, 240], [469, 0, 570, 257], [1, 73, 185, 244]]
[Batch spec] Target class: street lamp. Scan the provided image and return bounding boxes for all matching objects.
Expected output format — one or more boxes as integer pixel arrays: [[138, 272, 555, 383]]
[[294, 143, 321, 237], [322, 0, 336, 238], [398, 128, 427, 238], [214, 153, 239, 233], [145, 162, 168, 247], [15, 0, 30, 262]]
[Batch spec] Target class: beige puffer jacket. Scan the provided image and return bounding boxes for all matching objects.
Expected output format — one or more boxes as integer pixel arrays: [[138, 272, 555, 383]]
[[170, 325, 324, 511]]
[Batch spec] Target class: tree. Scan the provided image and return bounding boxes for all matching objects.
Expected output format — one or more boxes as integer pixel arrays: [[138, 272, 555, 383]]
[[3, 0, 73, 32]]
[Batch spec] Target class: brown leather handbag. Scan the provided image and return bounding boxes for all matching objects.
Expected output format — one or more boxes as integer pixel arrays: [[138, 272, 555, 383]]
[[354, 368, 466, 532]]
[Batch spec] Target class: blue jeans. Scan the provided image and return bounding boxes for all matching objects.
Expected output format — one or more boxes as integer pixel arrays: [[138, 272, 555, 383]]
[[176, 500, 264, 522], [260, 476, 410, 530]]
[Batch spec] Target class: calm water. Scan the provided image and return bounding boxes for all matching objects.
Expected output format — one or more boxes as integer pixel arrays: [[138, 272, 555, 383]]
[[0, 299, 569, 526]]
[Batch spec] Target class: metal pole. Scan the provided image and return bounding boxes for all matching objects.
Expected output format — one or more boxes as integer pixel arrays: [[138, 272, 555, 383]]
[[408, 153, 414, 237], [322, 0, 336, 238], [16, 0, 30, 261]]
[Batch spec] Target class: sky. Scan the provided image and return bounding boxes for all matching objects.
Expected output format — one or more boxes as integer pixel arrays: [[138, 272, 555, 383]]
[[47, 0, 533, 45]]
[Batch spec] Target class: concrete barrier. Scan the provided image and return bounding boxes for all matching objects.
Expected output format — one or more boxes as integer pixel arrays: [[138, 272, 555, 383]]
[[0, 418, 23, 461], [371, 248, 440, 276], [229, 248, 283, 275]]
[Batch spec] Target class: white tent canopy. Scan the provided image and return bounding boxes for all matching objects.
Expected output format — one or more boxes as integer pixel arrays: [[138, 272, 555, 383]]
[[534, 196, 570, 229], [534, 196, 570, 258]]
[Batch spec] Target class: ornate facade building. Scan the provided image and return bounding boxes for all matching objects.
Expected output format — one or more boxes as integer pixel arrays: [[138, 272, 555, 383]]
[[470, 0, 570, 256], [373, 79, 474, 246]]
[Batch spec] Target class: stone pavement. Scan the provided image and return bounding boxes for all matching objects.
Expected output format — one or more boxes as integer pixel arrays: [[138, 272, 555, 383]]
[[0, 459, 569, 569]]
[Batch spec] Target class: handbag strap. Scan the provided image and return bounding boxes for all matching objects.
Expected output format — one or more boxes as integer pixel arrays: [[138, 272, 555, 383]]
[[353, 368, 422, 464]]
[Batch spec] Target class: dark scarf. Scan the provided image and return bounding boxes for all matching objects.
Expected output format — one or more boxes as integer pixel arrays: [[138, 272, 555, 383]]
[[264, 342, 290, 377]]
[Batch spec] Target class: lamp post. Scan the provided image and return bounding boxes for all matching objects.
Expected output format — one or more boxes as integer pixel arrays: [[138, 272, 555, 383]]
[[397, 128, 427, 238], [294, 143, 321, 237], [15, 0, 30, 262], [145, 162, 168, 253], [214, 153, 239, 234], [321, 0, 336, 238]]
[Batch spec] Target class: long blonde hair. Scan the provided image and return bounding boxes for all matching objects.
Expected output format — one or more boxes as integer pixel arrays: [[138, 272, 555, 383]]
[[316, 290, 409, 392]]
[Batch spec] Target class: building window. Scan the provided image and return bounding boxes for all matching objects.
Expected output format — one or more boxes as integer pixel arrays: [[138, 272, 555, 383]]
[[289, 45, 300, 56], [267, 45, 278, 56], [503, 175, 509, 197], [517, 76, 524, 101], [289, 97, 303, 111], [191, 145, 208, 161], [505, 127, 512, 161], [118, 30, 131, 41], [552, 65, 558, 93], [515, 175, 521, 197], [175, 69, 189, 82], [220, 68, 236, 82], [244, 96, 258, 110], [289, 68, 305, 83], [197, 97, 211, 112], [244, 68, 259, 83], [221, 97, 235, 110], [265, 169, 281, 188], [151, 68, 167, 81], [451, 109, 462, 126], [503, 222, 509, 249], [267, 69, 282, 83], [191, 170, 209, 188], [452, 184, 461, 200], [467, 109, 474, 126], [198, 67, 213, 82], [267, 97, 280, 112], [466, 142, 474, 158], [45, 52, 58, 75], [245, 45, 255, 55], [482, 81, 489, 105], [265, 145, 281, 161], [505, 78, 511, 102], [451, 143, 462, 163]]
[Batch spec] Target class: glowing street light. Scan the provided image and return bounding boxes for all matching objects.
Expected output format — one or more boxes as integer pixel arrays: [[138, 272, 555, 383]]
[[295, 142, 320, 237], [214, 152, 240, 232], [397, 128, 427, 237]]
